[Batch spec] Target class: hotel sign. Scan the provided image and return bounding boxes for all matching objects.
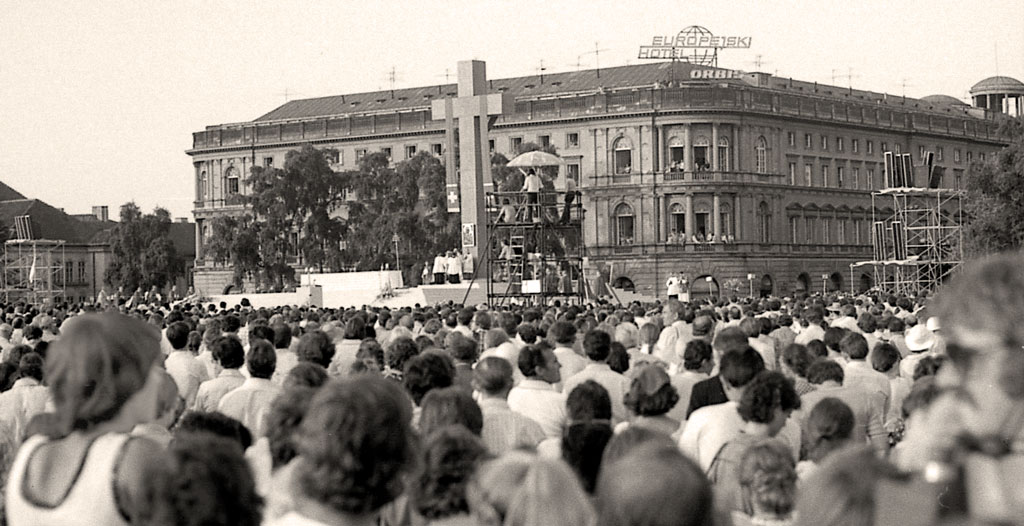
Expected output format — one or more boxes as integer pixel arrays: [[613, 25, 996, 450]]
[[638, 26, 751, 66]]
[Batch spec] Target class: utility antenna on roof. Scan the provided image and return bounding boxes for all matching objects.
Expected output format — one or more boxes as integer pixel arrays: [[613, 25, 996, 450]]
[[437, 68, 452, 84], [276, 88, 301, 103], [749, 54, 769, 71], [900, 78, 914, 98], [832, 67, 859, 89], [385, 66, 403, 97], [583, 42, 610, 78], [536, 59, 547, 84]]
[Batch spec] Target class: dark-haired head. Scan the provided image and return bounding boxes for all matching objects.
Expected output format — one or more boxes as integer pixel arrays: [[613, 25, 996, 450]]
[[410, 425, 490, 519], [567, 380, 612, 422], [283, 362, 329, 389], [295, 377, 415, 515], [296, 331, 335, 368], [403, 352, 455, 406], [420, 386, 483, 437], [141, 432, 263, 526], [174, 411, 253, 450], [212, 336, 245, 370], [596, 444, 713, 526]]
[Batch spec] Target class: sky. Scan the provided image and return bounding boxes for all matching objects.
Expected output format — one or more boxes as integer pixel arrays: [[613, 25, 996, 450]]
[[1, 0, 1022, 220]]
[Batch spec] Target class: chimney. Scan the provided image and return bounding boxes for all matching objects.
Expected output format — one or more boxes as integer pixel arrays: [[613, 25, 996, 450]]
[[92, 205, 109, 221]]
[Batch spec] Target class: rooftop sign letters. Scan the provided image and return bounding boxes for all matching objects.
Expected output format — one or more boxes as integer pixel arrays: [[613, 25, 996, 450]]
[[638, 26, 751, 67]]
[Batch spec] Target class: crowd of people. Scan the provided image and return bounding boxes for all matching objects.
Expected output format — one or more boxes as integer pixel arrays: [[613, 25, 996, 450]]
[[0, 252, 1022, 525]]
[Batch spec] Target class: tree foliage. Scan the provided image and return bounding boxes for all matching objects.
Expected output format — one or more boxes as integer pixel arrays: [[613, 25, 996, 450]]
[[204, 144, 347, 291], [105, 203, 183, 292], [342, 151, 458, 281], [963, 117, 1024, 257]]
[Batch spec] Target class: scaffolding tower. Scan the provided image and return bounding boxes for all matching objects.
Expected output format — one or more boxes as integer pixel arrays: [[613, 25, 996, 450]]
[[486, 190, 585, 307], [858, 187, 964, 296], [2, 239, 67, 305]]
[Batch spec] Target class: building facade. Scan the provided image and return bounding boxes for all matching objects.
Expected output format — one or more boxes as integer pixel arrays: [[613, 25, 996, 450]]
[[187, 62, 1011, 298]]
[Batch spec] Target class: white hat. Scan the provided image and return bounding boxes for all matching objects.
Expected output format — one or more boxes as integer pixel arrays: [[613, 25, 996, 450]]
[[905, 324, 935, 352]]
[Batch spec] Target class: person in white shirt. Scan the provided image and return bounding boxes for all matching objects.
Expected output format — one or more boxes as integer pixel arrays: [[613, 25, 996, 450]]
[[194, 336, 247, 412], [0, 324, 15, 362], [794, 307, 826, 346], [679, 346, 802, 470], [474, 357, 546, 454], [508, 343, 567, 439], [840, 332, 891, 416], [219, 340, 282, 437], [871, 342, 912, 428], [830, 304, 860, 333], [666, 274, 682, 300], [432, 253, 447, 284], [271, 324, 298, 385], [446, 251, 462, 284], [741, 317, 776, 370], [163, 322, 209, 408], [562, 330, 629, 423], [669, 339, 713, 422], [548, 321, 587, 383], [0, 352, 50, 443], [521, 169, 543, 222], [654, 300, 691, 366]]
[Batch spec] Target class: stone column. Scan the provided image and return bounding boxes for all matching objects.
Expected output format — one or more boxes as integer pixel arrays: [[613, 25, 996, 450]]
[[657, 125, 666, 171], [734, 193, 741, 240], [711, 122, 720, 171], [684, 124, 694, 173], [685, 193, 695, 239], [195, 219, 203, 262], [732, 126, 740, 172], [713, 194, 722, 240]]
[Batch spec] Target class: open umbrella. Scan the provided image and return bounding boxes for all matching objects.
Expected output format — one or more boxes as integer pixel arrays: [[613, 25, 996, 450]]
[[506, 150, 564, 167]]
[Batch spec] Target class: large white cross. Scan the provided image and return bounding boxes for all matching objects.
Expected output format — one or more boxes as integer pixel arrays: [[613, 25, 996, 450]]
[[431, 60, 511, 266]]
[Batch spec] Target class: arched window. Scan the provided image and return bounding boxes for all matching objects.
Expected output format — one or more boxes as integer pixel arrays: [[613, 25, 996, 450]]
[[670, 202, 686, 235], [693, 136, 710, 171], [615, 203, 635, 245], [199, 170, 208, 200], [755, 136, 768, 174], [668, 136, 685, 171], [225, 166, 240, 195], [758, 201, 772, 243], [613, 137, 633, 174], [719, 203, 732, 236], [717, 137, 730, 171]]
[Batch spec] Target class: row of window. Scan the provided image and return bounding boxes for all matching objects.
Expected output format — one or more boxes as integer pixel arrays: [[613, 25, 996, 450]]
[[63, 261, 88, 284], [786, 162, 965, 190], [613, 201, 773, 246], [789, 216, 871, 245], [786, 131, 986, 164]]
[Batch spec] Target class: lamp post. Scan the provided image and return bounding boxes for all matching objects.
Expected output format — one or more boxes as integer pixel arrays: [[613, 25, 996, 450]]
[[747, 273, 756, 298], [821, 273, 829, 295], [392, 233, 401, 270], [705, 276, 714, 300]]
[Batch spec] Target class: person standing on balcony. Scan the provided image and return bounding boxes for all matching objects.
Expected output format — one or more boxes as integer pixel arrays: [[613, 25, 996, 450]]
[[559, 174, 578, 225], [521, 169, 542, 223]]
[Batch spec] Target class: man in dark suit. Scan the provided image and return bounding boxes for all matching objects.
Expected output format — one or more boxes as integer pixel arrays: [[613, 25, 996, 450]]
[[685, 326, 750, 418]]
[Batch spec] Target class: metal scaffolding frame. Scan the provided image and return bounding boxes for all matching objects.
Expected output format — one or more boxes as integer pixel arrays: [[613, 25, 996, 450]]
[[485, 191, 585, 307], [856, 187, 964, 296], [2, 239, 67, 305]]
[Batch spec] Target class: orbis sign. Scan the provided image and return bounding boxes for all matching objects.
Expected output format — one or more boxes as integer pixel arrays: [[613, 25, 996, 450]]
[[690, 69, 744, 79]]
